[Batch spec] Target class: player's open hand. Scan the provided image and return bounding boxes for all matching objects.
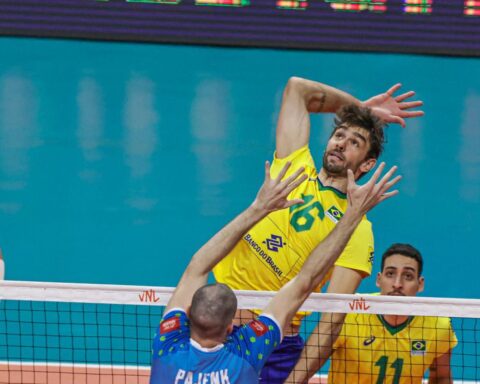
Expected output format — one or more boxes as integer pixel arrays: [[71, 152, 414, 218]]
[[362, 84, 424, 128], [252, 161, 307, 214], [346, 162, 401, 214]]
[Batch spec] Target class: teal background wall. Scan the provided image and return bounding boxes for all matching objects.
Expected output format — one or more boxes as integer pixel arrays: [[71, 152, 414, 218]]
[[0, 37, 479, 300]]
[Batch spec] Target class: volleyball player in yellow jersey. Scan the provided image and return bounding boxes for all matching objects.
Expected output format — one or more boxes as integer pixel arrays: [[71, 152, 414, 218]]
[[213, 77, 424, 382], [291, 244, 457, 383]]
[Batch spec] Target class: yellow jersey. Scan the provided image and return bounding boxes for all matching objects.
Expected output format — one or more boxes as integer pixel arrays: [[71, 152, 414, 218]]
[[329, 312, 457, 383], [213, 146, 374, 325]]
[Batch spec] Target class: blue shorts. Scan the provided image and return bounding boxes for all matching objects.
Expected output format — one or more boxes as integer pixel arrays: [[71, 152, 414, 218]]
[[259, 334, 304, 383]]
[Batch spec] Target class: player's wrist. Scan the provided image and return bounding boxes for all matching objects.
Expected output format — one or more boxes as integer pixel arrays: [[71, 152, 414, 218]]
[[247, 200, 270, 220], [341, 207, 364, 225]]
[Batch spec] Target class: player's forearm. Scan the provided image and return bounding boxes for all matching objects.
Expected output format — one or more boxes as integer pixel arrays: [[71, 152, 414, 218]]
[[428, 367, 453, 384], [428, 377, 453, 384], [276, 77, 359, 157], [428, 352, 453, 384], [315, 312, 344, 363], [300, 208, 363, 291], [285, 346, 322, 384], [186, 204, 268, 278], [272, 209, 362, 333], [288, 313, 344, 382], [287, 77, 360, 114]]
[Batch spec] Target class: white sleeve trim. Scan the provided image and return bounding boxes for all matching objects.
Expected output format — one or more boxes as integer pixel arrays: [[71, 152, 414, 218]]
[[163, 307, 186, 318]]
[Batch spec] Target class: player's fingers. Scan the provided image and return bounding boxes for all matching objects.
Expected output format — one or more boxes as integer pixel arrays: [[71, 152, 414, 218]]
[[282, 166, 305, 187], [275, 161, 291, 182], [386, 83, 402, 96], [366, 162, 386, 187], [264, 161, 271, 182], [395, 90, 415, 102], [378, 175, 402, 196], [347, 169, 355, 189], [374, 165, 398, 192], [388, 115, 406, 128], [284, 198, 305, 209], [283, 174, 307, 196], [399, 100, 423, 110], [378, 190, 399, 203], [402, 110, 425, 118]]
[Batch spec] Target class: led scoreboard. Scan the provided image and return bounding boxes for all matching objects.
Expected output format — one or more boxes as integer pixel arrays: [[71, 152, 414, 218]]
[[0, 0, 479, 56]]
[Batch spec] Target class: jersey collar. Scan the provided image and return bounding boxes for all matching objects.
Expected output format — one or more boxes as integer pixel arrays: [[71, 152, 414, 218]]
[[377, 314, 414, 336], [190, 338, 225, 353]]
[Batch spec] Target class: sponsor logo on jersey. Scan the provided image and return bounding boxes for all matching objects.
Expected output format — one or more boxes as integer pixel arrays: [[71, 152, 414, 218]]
[[249, 320, 268, 336], [244, 234, 283, 277], [326, 205, 344, 223], [411, 340, 426, 355], [368, 251, 374, 264], [263, 234, 285, 252], [363, 336, 376, 346], [160, 317, 181, 334]]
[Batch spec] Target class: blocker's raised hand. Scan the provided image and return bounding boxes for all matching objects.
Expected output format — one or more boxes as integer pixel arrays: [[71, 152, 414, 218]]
[[252, 161, 307, 213], [346, 162, 402, 214]]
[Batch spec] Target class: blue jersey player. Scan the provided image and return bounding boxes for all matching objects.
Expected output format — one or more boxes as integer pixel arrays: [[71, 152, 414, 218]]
[[150, 160, 401, 384]]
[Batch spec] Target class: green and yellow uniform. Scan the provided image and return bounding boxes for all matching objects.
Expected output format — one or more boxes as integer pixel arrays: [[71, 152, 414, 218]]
[[329, 312, 457, 383], [213, 145, 374, 325]]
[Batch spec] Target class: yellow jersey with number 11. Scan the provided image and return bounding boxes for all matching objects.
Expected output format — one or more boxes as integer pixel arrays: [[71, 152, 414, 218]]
[[329, 313, 457, 383]]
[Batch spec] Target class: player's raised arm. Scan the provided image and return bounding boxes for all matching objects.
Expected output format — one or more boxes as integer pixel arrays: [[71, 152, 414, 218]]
[[165, 162, 307, 313], [276, 77, 360, 158], [287, 274, 358, 383], [276, 78, 425, 158], [261, 162, 401, 334]]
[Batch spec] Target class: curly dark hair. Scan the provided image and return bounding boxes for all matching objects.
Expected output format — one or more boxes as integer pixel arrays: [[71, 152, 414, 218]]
[[333, 104, 386, 160]]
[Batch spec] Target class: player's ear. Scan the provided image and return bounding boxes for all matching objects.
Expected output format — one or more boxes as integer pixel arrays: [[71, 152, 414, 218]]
[[185, 305, 191, 317], [417, 276, 425, 293], [359, 158, 377, 175], [227, 322, 234, 335], [375, 272, 381, 288]]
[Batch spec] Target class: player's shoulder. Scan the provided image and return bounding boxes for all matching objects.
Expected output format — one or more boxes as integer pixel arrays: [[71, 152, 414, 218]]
[[229, 315, 281, 343], [417, 315, 454, 329], [359, 215, 372, 227], [351, 216, 373, 237], [161, 308, 188, 326], [272, 145, 316, 171], [153, 309, 190, 358], [344, 310, 376, 324], [226, 315, 282, 372]]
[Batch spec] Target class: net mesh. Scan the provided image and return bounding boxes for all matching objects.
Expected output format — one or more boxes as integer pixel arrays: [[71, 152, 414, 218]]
[[1, 281, 479, 383]]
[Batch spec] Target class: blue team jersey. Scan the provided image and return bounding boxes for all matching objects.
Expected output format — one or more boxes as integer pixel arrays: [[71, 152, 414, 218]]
[[150, 309, 282, 384]]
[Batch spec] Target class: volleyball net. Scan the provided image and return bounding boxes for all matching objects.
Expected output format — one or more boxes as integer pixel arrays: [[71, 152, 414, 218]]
[[1, 281, 479, 383]]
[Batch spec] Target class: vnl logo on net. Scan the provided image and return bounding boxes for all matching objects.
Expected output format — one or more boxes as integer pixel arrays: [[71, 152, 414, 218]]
[[139, 289, 160, 303], [348, 297, 370, 311]]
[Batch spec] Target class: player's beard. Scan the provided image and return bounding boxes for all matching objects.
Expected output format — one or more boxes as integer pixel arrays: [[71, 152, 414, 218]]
[[322, 150, 365, 178], [322, 151, 349, 177]]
